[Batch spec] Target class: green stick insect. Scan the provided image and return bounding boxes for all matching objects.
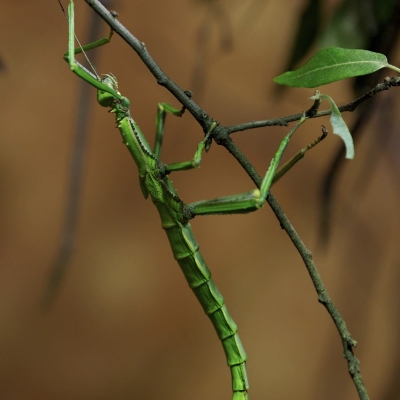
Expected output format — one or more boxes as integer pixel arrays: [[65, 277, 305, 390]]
[[56, 1, 327, 399]]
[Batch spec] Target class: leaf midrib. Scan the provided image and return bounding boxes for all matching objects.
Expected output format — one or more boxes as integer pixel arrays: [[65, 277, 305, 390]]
[[286, 59, 387, 80]]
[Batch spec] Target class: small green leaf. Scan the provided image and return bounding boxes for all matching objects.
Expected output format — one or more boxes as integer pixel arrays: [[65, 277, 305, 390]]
[[311, 92, 354, 159], [274, 47, 389, 88]]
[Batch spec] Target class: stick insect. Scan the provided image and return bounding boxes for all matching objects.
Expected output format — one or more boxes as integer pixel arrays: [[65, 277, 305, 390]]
[[55, 1, 327, 398]]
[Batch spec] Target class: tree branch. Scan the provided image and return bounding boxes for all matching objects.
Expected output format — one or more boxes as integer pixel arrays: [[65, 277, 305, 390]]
[[226, 76, 400, 134], [84, 1, 376, 397]]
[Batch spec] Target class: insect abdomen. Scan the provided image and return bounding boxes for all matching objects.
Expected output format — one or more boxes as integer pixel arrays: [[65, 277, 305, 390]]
[[164, 222, 249, 399]]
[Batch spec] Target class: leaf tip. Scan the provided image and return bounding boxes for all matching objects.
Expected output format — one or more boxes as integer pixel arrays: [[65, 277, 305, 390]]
[[273, 74, 284, 85], [345, 147, 355, 160]]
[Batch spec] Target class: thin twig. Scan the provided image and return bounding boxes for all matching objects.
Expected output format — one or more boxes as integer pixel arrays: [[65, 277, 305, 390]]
[[225, 76, 400, 134], [83, 1, 374, 397]]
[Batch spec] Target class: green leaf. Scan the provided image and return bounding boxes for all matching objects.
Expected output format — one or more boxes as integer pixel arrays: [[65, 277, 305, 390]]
[[311, 92, 354, 159], [274, 47, 388, 88]]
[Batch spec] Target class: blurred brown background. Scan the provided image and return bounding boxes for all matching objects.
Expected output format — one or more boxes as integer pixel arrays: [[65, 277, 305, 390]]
[[1, 0, 400, 399]]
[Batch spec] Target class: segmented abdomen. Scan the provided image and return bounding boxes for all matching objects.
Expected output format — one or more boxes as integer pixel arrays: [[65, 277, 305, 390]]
[[164, 222, 249, 399]]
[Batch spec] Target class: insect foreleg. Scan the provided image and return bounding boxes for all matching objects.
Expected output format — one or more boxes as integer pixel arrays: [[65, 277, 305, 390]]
[[64, 0, 122, 100]]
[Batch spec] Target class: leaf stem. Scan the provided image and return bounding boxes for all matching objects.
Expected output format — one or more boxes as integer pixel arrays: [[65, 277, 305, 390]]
[[387, 63, 400, 74]]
